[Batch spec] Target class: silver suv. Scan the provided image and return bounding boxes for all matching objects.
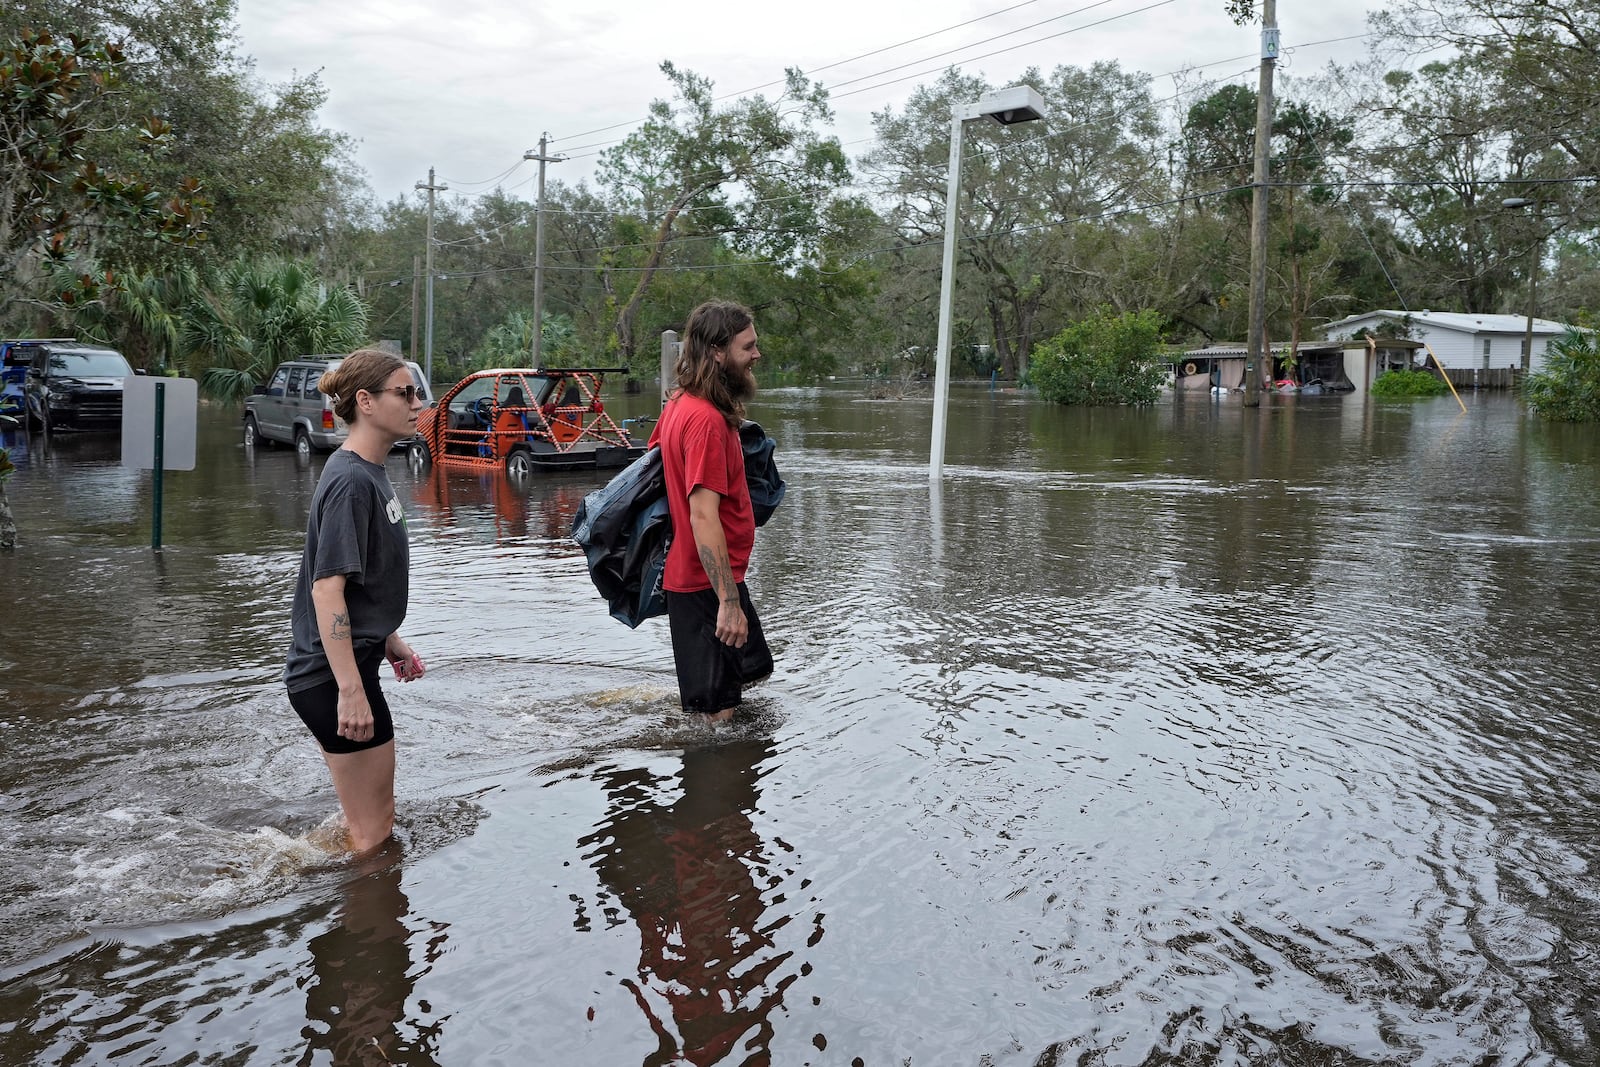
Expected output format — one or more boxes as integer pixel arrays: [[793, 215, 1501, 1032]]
[[243, 356, 432, 458]]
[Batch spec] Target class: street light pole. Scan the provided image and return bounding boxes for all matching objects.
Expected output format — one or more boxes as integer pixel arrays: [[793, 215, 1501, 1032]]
[[524, 135, 565, 368], [930, 85, 1046, 482], [928, 111, 967, 484]]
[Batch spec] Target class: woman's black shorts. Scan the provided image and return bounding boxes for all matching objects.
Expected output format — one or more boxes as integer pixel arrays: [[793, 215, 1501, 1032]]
[[288, 651, 394, 754], [665, 583, 773, 714]]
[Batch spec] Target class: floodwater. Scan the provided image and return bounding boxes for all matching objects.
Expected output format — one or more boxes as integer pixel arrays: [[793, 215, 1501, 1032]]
[[2, 384, 1599, 1066]]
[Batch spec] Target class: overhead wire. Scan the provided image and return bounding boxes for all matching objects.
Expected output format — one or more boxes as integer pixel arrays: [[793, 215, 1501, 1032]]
[[552, 0, 1187, 162], [549, 27, 1366, 182], [830, 0, 1174, 100], [550, 0, 1059, 144], [422, 4, 1382, 203], [358, 57, 1311, 282], [365, 16, 1424, 288], [438, 159, 528, 189]]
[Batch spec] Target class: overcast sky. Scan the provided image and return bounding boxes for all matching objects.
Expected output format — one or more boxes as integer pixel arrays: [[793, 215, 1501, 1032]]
[[234, 0, 1389, 206]]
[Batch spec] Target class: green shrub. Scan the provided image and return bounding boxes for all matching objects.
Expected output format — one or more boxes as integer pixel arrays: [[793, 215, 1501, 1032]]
[[1369, 368, 1449, 397], [1030, 307, 1168, 407], [1524, 328, 1600, 422]]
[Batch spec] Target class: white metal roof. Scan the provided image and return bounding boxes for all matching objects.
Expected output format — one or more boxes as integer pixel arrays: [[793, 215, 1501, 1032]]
[[1321, 310, 1570, 336]]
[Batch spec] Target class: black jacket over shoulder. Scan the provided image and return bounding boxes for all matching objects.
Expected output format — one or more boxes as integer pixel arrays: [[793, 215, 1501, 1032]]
[[571, 420, 785, 629], [740, 419, 786, 527]]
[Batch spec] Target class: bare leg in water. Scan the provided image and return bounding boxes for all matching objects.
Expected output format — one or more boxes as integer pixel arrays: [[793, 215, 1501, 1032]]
[[323, 741, 397, 853]]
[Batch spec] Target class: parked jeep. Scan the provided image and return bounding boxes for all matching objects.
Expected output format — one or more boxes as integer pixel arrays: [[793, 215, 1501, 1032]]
[[15, 340, 139, 434], [244, 356, 432, 458]]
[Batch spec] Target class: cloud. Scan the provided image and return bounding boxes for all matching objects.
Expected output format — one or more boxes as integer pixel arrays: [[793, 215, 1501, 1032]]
[[235, 0, 1380, 203]]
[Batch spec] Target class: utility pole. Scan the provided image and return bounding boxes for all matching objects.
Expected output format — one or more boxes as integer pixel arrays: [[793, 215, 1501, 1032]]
[[415, 167, 447, 386], [1244, 0, 1278, 408], [524, 135, 565, 368], [1501, 197, 1543, 372], [410, 254, 421, 364], [1522, 236, 1539, 372]]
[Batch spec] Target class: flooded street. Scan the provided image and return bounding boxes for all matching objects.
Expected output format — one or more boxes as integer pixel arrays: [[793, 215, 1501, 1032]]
[[2, 384, 1599, 1065]]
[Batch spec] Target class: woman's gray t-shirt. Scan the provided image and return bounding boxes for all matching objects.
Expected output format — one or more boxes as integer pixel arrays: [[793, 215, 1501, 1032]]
[[284, 449, 410, 693]]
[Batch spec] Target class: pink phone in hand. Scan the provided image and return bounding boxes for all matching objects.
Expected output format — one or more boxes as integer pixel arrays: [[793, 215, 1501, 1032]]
[[391, 653, 425, 681]]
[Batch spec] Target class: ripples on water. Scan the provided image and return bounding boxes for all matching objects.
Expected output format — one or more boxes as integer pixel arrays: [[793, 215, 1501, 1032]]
[[2, 390, 1599, 1064]]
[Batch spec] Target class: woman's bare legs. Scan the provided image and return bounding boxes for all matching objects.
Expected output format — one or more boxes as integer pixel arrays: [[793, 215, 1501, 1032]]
[[322, 741, 396, 853]]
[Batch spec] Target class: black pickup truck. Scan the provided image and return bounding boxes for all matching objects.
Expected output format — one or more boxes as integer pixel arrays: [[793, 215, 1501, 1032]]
[[8, 339, 140, 434]]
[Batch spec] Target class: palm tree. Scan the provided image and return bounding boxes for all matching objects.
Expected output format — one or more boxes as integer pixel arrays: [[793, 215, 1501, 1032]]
[[184, 259, 370, 403], [1525, 328, 1600, 422], [471, 309, 578, 369], [117, 266, 201, 374]]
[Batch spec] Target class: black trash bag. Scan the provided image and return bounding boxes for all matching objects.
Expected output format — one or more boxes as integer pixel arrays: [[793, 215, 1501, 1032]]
[[571, 445, 670, 628], [572, 423, 785, 628], [740, 420, 785, 528]]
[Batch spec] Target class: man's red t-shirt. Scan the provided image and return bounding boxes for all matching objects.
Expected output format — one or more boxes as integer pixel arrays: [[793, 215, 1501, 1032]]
[[650, 393, 755, 593]]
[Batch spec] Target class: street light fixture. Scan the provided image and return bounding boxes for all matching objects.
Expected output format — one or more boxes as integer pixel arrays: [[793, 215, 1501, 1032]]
[[929, 85, 1046, 482]]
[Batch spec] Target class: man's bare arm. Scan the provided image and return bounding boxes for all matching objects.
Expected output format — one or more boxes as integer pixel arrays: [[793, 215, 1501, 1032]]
[[688, 486, 748, 646]]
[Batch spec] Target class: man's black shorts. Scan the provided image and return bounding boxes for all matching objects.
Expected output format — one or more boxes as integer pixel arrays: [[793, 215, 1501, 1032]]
[[665, 583, 773, 714], [287, 650, 395, 753]]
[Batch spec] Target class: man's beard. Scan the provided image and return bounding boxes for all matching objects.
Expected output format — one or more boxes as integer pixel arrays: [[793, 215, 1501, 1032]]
[[721, 362, 757, 402]]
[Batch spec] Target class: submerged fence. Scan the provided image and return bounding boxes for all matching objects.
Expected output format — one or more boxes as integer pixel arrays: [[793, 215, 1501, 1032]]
[[1441, 367, 1525, 390]]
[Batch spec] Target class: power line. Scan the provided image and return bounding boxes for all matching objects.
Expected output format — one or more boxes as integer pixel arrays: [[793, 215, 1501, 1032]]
[[551, 0, 1059, 144], [553, 0, 1183, 161], [439, 160, 528, 189], [562, 5, 1275, 172], [464, 24, 1372, 200], [828, 0, 1154, 97], [716, 0, 1061, 103], [830, 0, 1182, 102]]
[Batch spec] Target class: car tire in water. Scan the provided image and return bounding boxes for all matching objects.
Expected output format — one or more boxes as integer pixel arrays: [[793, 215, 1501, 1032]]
[[243, 415, 268, 449], [505, 446, 534, 481], [409, 440, 432, 474], [294, 427, 311, 460]]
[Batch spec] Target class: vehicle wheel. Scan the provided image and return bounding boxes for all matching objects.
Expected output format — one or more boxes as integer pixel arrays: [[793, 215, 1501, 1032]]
[[409, 440, 432, 473], [243, 415, 267, 448], [294, 427, 312, 459], [505, 446, 534, 480]]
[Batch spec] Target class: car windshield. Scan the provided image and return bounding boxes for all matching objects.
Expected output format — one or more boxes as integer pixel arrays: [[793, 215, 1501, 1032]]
[[50, 351, 131, 376], [448, 377, 496, 414]]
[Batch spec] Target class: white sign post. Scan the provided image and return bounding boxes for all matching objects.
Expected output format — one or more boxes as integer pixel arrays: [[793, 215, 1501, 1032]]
[[121, 375, 198, 549]]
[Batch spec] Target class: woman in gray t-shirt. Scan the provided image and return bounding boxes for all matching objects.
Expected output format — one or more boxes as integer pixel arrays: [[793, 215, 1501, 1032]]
[[284, 349, 427, 854]]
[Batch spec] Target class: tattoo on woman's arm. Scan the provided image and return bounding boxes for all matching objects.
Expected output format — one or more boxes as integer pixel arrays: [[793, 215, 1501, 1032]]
[[330, 612, 351, 642]]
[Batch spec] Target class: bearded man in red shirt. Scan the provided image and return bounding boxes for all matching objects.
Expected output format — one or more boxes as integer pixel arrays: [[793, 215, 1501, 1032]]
[[649, 300, 774, 721]]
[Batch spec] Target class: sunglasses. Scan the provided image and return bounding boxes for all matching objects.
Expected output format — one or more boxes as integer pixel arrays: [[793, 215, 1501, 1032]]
[[369, 384, 420, 402]]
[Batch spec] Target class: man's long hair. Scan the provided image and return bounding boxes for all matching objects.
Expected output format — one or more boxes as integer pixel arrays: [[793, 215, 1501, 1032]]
[[674, 300, 753, 428]]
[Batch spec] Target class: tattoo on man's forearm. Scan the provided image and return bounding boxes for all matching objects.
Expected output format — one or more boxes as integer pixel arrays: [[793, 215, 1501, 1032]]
[[330, 611, 351, 642], [698, 546, 739, 603]]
